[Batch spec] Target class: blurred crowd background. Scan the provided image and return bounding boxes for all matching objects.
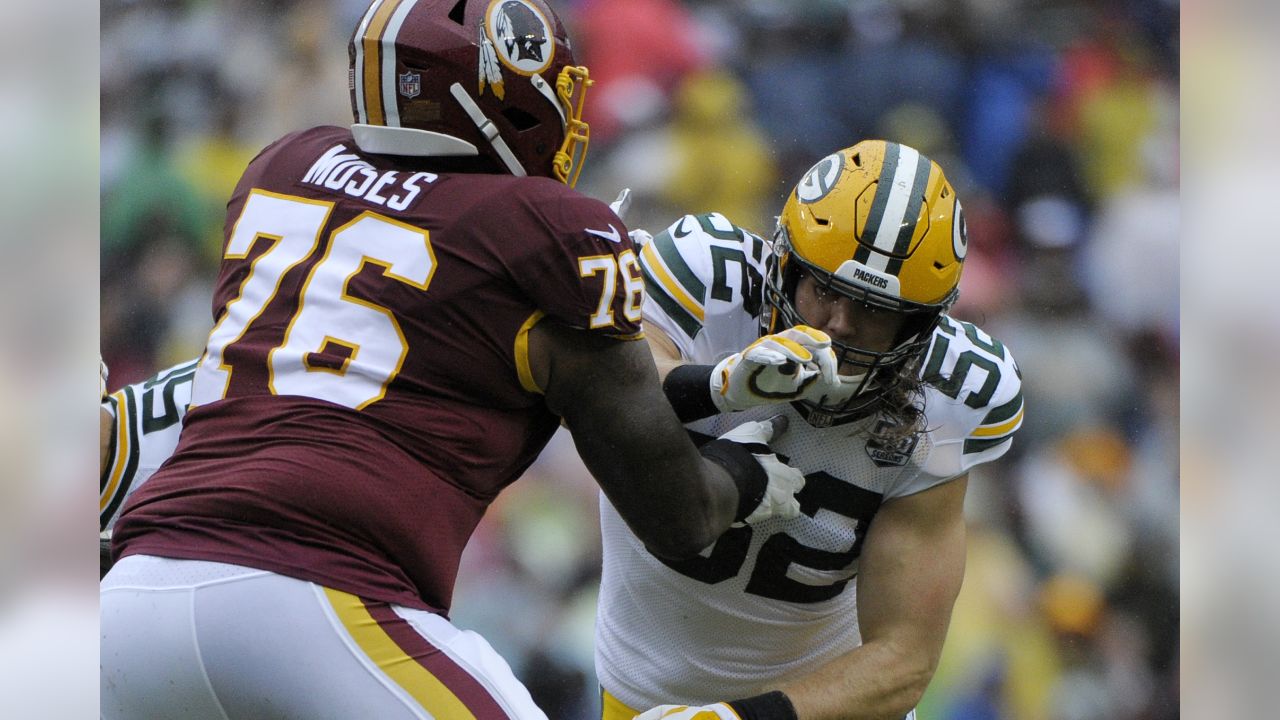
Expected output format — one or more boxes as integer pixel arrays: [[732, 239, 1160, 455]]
[[100, 1, 1179, 718]]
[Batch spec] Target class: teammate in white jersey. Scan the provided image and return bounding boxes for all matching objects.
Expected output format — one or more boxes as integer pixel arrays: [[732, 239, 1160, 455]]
[[597, 140, 1024, 720], [99, 359, 198, 576]]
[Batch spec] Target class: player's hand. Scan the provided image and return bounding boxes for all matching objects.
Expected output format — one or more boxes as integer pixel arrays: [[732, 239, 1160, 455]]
[[607, 187, 654, 247], [710, 415, 804, 525], [710, 326, 840, 412], [633, 703, 739, 720], [609, 187, 633, 220]]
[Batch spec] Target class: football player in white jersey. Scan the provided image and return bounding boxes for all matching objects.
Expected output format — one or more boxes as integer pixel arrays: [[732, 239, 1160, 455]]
[[99, 359, 197, 575], [596, 140, 1024, 720]]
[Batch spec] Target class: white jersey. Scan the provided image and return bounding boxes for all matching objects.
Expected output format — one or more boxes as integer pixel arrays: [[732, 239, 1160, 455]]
[[100, 359, 196, 532], [595, 214, 1024, 709]]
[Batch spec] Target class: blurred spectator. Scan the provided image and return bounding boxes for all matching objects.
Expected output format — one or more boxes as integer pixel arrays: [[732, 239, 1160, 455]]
[[575, 0, 707, 143], [174, 85, 260, 261], [661, 70, 778, 232], [101, 111, 208, 259], [1080, 102, 1179, 341]]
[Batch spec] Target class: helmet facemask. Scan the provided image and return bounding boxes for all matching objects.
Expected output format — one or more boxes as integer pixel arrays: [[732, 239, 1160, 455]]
[[764, 224, 953, 425], [763, 140, 967, 428], [551, 65, 591, 186]]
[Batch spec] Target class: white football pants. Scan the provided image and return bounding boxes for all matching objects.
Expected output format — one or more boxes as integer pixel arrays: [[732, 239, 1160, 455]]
[[101, 555, 548, 720]]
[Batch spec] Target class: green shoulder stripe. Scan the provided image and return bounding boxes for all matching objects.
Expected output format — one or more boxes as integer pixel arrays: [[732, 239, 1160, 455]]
[[640, 264, 703, 340], [980, 388, 1023, 425], [651, 229, 707, 301], [964, 435, 1013, 455]]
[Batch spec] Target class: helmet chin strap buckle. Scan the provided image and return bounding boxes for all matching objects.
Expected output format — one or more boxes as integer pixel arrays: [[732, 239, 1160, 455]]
[[531, 74, 566, 131], [449, 83, 527, 177]]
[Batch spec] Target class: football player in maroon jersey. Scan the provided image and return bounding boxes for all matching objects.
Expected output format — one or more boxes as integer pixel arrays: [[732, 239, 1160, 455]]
[[100, 3, 804, 719]]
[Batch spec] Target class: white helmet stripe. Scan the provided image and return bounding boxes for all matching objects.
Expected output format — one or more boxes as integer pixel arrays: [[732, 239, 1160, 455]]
[[864, 144, 922, 273], [352, 0, 386, 125], [380, 0, 421, 128]]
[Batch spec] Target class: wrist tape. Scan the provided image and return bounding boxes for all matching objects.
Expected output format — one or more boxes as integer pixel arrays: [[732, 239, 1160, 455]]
[[727, 691, 799, 720], [660, 363, 721, 420], [662, 364, 720, 422]]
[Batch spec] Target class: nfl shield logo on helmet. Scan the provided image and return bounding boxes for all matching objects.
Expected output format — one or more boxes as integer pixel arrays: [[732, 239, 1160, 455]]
[[398, 71, 422, 99]]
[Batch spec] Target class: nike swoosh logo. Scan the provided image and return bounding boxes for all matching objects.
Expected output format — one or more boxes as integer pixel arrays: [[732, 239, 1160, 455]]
[[585, 225, 622, 244]]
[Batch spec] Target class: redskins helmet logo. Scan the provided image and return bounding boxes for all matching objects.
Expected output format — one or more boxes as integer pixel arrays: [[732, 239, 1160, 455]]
[[485, 0, 554, 76], [795, 152, 844, 204], [952, 200, 968, 260]]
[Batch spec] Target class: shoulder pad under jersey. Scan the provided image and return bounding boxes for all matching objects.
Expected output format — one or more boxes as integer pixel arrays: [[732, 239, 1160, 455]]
[[638, 213, 769, 363], [100, 358, 198, 531], [917, 315, 1024, 478]]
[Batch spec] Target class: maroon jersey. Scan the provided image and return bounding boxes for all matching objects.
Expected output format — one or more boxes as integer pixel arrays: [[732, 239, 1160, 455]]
[[113, 126, 645, 613]]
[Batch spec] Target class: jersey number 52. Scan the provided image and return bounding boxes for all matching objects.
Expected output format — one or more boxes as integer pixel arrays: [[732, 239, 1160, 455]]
[[657, 471, 883, 604]]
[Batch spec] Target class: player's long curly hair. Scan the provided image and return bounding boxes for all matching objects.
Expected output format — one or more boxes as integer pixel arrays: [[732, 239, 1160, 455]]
[[864, 352, 930, 446]]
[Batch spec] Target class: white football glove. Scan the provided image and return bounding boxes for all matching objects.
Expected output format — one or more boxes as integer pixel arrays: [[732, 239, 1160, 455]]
[[609, 187, 633, 219], [710, 326, 840, 412], [714, 416, 804, 525], [633, 703, 739, 720], [608, 187, 654, 247]]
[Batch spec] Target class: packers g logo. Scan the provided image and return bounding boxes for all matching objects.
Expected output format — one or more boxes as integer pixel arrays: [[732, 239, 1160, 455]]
[[484, 0, 554, 75], [952, 200, 968, 260], [795, 152, 844, 204]]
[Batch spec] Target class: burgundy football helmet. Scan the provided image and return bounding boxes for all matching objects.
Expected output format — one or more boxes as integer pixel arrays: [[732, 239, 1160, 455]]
[[348, 0, 592, 185]]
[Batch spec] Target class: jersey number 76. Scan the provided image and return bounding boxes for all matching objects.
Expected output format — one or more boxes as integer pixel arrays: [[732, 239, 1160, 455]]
[[192, 190, 437, 410]]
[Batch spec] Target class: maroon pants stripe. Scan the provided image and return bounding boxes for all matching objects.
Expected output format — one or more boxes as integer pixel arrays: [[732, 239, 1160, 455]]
[[363, 599, 511, 718]]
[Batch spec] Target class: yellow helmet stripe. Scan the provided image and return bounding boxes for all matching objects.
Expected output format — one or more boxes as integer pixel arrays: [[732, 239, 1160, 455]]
[[354, 0, 404, 127], [352, 0, 386, 125], [379, 0, 422, 128], [854, 142, 901, 266]]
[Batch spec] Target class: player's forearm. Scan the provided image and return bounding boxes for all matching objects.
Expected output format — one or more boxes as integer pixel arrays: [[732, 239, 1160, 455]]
[[574, 443, 740, 558], [779, 638, 936, 720], [786, 481, 967, 719], [545, 329, 739, 556]]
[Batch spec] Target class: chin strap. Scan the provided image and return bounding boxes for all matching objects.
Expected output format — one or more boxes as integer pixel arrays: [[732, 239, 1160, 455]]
[[449, 82, 526, 177], [350, 82, 540, 177]]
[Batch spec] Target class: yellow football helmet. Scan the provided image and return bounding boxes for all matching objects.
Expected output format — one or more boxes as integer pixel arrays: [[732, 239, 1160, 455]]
[[764, 139, 967, 420]]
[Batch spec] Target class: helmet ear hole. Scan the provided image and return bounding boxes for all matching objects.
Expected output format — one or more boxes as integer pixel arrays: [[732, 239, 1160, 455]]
[[447, 0, 467, 25], [502, 107, 541, 132], [850, 152, 862, 167]]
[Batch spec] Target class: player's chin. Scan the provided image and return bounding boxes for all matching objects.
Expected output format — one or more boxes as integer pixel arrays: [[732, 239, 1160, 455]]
[[836, 359, 874, 378]]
